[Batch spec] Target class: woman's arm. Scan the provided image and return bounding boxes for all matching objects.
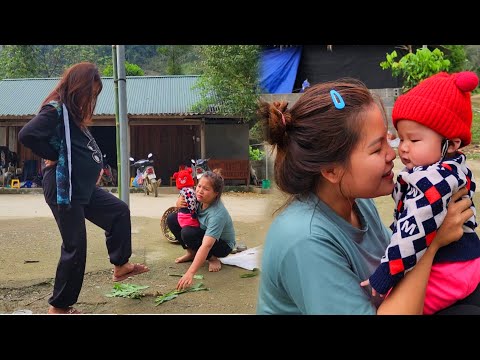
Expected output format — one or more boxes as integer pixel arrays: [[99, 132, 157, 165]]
[[18, 105, 59, 160], [377, 188, 474, 314], [176, 235, 215, 290], [175, 195, 187, 208], [368, 165, 464, 295]]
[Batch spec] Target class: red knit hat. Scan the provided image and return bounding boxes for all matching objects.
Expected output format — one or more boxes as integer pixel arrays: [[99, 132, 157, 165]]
[[392, 71, 479, 147], [173, 168, 195, 190]]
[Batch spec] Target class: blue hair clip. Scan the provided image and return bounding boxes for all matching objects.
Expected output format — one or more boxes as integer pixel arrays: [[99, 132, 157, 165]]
[[330, 89, 345, 109]]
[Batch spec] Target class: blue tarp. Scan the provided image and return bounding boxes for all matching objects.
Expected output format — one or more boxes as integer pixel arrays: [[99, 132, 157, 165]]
[[260, 47, 302, 94]]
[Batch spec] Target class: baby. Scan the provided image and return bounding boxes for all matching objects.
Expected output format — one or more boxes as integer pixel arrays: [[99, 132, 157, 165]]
[[362, 71, 480, 314], [173, 167, 199, 228]]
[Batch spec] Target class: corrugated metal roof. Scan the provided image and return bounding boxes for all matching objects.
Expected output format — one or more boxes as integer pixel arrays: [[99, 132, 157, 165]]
[[0, 75, 214, 117]]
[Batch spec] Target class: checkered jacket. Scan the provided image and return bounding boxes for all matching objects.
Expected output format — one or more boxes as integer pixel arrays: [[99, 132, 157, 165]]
[[369, 153, 480, 295], [180, 186, 198, 218]]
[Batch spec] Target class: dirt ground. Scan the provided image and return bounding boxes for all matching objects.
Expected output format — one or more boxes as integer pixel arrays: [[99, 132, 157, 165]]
[[0, 191, 280, 315]]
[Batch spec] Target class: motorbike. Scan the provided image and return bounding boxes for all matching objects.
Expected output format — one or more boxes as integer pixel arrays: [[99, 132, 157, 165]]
[[249, 164, 259, 186], [130, 153, 160, 197], [190, 158, 210, 181], [0, 147, 18, 187], [99, 153, 117, 187]]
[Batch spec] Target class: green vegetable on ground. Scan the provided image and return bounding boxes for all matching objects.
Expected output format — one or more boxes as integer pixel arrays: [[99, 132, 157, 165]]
[[168, 273, 204, 279], [155, 282, 209, 306], [106, 283, 150, 299], [240, 268, 260, 278]]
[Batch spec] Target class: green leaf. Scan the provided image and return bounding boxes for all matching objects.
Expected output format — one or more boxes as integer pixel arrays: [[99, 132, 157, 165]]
[[106, 283, 149, 299], [168, 273, 204, 279], [154, 282, 209, 306], [380, 47, 451, 92], [155, 293, 179, 304], [240, 268, 260, 278]]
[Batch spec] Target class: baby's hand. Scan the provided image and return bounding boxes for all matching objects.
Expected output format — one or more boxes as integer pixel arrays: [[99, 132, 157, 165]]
[[360, 279, 380, 297]]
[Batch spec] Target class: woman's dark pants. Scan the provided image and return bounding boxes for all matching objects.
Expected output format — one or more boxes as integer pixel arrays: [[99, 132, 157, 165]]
[[47, 187, 132, 308], [167, 212, 231, 259]]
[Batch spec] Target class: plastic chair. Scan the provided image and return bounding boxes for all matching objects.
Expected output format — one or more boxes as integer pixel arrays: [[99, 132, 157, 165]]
[[11, 179, 20, 188]]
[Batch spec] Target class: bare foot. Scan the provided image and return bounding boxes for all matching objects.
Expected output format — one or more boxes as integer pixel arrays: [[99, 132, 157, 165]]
[[208, 256, 222, 272], [175, 249, 195, 263], [48, 305, 82, 314]]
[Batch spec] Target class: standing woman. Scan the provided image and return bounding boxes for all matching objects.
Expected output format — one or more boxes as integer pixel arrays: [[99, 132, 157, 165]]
[[167, 170, 236, 290], [256, 78, 475, 315], [18, 62, 149, 314]]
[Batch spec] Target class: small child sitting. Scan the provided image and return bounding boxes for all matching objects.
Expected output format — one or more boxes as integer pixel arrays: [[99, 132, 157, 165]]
[[173, 167, 199, 228]]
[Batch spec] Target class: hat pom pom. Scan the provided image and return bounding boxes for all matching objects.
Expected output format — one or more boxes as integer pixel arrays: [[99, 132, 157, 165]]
[[456, 71, 479, 92]]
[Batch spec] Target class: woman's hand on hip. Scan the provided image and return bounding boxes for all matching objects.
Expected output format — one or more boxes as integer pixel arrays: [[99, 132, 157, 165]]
[[44, 159, 58, 167], [434, 187, 474, 249], [96, 169, 104, 185]]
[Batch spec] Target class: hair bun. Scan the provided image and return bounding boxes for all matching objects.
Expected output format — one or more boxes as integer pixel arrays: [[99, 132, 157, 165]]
[[456, 71, 479, 92]]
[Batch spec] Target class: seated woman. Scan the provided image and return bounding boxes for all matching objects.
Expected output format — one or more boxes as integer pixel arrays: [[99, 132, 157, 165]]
[[167, 169, 236, 290]]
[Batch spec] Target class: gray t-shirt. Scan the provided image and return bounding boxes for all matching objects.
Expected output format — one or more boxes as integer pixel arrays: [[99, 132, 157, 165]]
[[256, 194, 390, 315], [197, 200, 236, 249]]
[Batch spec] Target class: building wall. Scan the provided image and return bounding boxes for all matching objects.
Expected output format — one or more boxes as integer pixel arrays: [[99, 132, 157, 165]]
[[9, 119, 250, 186], [259, 93, 302, 107], [204, 123, 249, 160], [370, 88, 401, 133], [0, 127, 6, 147], [8, 128, 18, 153], [130, 124, 197, 185], [294, 45, 405, 90], [261, 88, 400, 132]]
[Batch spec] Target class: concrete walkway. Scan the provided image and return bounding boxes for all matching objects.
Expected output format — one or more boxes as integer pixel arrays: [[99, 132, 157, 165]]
[[0, 190, 270, 223]]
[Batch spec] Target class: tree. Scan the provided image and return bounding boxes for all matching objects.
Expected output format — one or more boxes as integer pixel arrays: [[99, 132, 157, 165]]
[[102, 61, 145, 76], [441, 45, 468, 72], [0, 45, 104, 79], [0, 45, 40, 78], [141, 45, 200, 75], [192, 45, 261, 127], [380, 47, 450, 92], [0, 45, 201, 78], [465, 45, 480, 81], [36, 45, 98, 77], [125, 45, 159, 66], [156, 45, 199, 75]]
